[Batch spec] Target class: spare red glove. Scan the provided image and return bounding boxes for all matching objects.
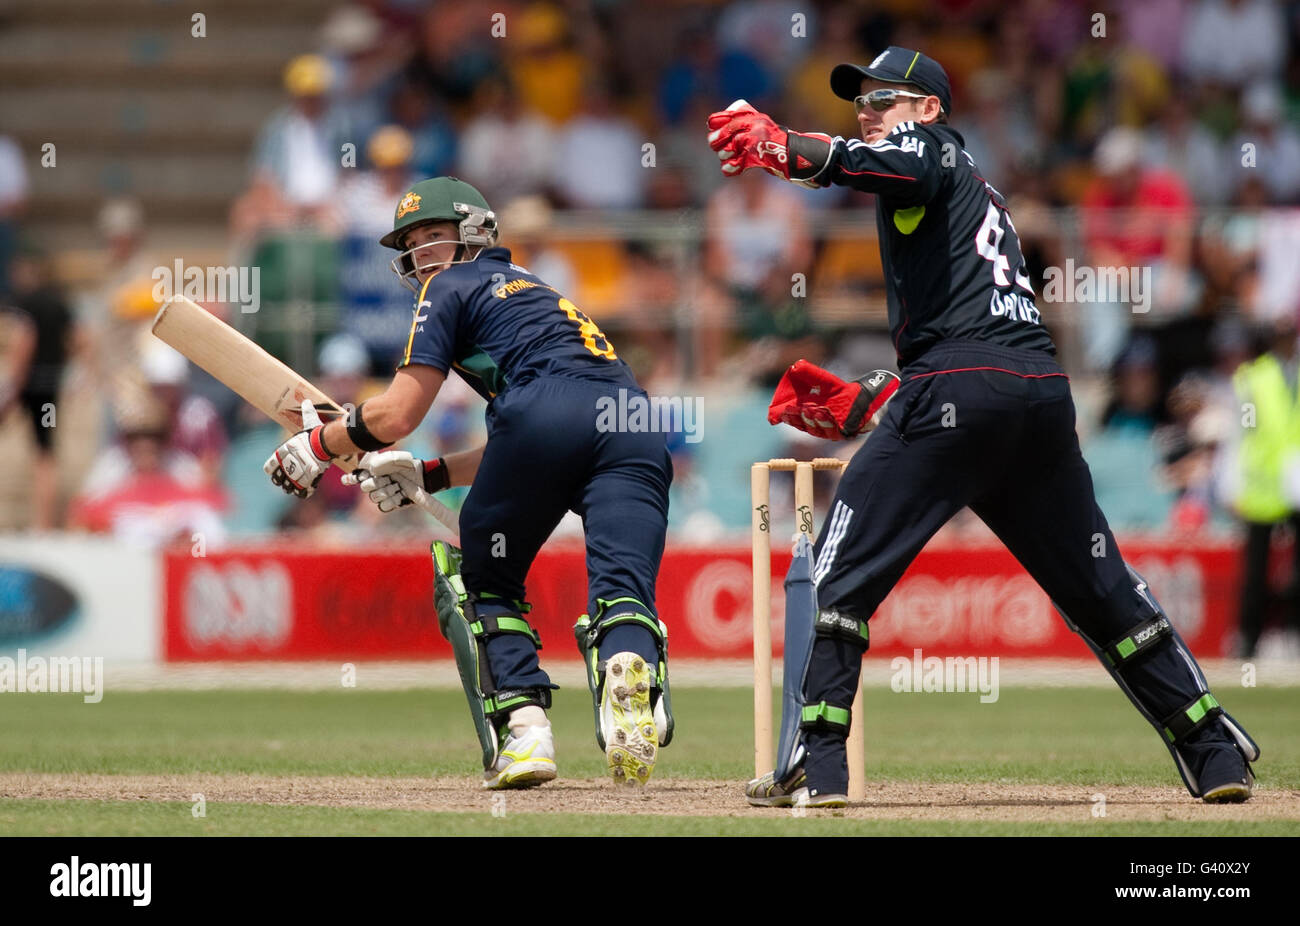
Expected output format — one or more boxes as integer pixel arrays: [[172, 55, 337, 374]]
[[767, 360, 901, 440]]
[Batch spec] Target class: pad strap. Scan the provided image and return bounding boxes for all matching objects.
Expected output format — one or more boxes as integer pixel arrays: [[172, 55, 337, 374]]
[[577, 597, 668, 683], [485, 687, 552, 716], [1162, 693, 1223, 745], [470, 612, 542, 649], [800, 700, 852, 735], [814, 608, 870, 650], [1103, 615, 1172, 667], [438, 554, 541, 649]]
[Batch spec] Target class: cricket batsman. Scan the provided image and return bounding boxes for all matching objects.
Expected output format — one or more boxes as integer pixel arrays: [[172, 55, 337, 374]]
[[707, 47, 1259, 806], [264, 177, 674, 789]]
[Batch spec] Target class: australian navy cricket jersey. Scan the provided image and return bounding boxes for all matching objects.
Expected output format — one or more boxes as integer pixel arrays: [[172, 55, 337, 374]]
[[400, 247, 636, 401], [799, 121, 1055, 365]]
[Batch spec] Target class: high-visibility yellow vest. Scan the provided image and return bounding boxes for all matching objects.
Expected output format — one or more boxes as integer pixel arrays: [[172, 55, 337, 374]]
[[1234, 353, 1300, 523]]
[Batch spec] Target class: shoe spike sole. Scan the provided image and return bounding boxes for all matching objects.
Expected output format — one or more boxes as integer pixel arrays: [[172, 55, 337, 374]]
[[604, 653, 656, 786]]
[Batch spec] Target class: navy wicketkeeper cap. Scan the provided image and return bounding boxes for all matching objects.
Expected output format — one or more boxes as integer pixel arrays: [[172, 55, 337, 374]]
[[831, 46, 952, 115]]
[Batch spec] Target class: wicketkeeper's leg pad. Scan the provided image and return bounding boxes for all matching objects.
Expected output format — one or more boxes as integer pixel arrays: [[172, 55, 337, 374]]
[[432, 541, 551, 771], [574, 597, 673, 748], [1055, 564, 1259, 799], [798, 607, 870, 795], [798, 608, 869, 738]]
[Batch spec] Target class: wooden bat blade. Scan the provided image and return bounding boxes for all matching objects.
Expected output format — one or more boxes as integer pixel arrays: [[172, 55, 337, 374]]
[[151, 296, 352, 456], [150, 295, 460, 533]]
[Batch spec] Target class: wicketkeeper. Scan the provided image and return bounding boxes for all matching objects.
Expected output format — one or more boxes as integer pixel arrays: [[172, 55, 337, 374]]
[[708, 47, 1259, 807], [264, 177, 674, 789]]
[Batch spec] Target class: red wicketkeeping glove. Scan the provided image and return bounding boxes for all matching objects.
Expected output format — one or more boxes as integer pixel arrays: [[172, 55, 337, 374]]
[[707, 100, 790, 178], [707, 100, 834, 183], [767, 360, 900, 440]]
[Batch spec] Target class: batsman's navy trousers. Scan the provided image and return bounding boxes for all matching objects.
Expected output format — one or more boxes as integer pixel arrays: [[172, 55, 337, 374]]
[[460, 375, 672, 692]]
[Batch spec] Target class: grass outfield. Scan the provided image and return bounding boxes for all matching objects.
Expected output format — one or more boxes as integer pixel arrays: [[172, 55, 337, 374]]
[[5, 800, 1300, 836], [0, 685, 1297, 835]]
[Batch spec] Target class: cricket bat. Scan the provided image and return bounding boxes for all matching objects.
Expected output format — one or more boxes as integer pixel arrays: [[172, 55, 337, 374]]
[[151, 295, 459, 534]]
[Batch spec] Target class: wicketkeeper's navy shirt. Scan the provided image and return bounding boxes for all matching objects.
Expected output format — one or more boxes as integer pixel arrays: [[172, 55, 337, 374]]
[[803, 121, 1057, 365]]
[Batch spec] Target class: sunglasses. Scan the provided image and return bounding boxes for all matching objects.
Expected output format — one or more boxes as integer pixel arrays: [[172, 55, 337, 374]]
[[853, 88, 930, 113]]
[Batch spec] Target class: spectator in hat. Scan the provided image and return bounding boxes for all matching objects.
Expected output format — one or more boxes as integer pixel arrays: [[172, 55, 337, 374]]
[[234, 55, 348, 242], [507, 3, 589, 125], [258, 54, 344, 208]]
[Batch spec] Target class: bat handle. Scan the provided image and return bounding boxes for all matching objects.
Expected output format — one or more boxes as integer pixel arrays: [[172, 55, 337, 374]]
[[331, 456, 461, 535]]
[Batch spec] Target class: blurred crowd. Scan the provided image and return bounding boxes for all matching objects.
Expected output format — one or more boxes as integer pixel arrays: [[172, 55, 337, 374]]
[[0, 0, 1299, 651], [212, 0, 1300, 380]]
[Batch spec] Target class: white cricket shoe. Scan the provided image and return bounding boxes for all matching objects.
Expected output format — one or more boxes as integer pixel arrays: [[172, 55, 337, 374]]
[[654, 695, 670, 746], [790, 786, 848, 808], [482, 725, 557, 790], [600, 652, 658, 785]]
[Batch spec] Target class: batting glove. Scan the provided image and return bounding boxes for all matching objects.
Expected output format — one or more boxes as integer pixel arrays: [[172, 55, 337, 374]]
[[343, 450, 449, 514], [263, 400, 334, 498]]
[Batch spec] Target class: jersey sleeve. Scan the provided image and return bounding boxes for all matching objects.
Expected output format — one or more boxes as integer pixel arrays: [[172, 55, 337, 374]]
[[789, 122, 943, 205], [398, 275, 463, 373]]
